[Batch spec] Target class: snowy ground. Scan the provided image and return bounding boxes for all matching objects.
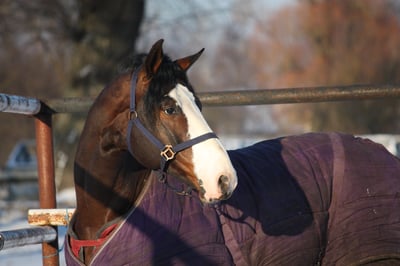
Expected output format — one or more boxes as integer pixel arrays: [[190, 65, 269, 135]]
[[0, 188, 76, 266]]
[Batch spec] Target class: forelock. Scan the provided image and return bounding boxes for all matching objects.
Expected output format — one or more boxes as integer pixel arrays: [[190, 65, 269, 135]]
[[143, 55, 194, 124]]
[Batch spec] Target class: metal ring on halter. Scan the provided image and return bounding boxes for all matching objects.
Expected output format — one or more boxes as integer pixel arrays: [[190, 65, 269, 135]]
[[128, 110, 138, 120]]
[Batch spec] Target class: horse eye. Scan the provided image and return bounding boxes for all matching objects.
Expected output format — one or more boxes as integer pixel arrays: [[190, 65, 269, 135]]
[[164, 107, 177, 115]]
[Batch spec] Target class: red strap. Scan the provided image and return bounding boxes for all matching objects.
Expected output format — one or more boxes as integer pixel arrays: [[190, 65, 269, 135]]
[[69, 223, 118, 259]]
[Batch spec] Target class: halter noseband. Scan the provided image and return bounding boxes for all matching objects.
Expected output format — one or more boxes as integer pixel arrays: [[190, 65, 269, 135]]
[[126, 67, 218, 177]]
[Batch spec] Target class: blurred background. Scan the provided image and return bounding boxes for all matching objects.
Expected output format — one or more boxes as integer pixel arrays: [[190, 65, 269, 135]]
[[1, 0, 400, 192]]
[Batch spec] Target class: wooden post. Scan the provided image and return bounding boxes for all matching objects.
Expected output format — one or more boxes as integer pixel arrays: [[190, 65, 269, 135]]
[[28, 209, 75, 226]]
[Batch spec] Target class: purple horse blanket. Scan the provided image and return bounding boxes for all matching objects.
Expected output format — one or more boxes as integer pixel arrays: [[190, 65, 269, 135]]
[[65, 132, 400, 265]]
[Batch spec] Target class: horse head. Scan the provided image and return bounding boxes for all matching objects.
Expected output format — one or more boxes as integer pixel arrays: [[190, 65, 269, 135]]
[[99, 39, 237, 203]]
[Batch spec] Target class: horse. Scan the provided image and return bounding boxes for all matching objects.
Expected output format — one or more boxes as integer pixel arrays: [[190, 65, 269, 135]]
[[65, 39, 400, 265]]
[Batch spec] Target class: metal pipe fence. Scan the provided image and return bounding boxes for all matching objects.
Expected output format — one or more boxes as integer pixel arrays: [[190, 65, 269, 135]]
[[42, 84, 400, 113], [0, 226, 57, 251], [0, 93, 59, 266], [1, 84, 400, 266]]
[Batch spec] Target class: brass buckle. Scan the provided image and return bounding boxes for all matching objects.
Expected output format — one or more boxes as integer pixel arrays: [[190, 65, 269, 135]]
[[161, 145, 176, 161]]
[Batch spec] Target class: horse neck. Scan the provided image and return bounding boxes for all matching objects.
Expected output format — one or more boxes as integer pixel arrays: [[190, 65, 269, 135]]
[[73, 82, 150, 240]]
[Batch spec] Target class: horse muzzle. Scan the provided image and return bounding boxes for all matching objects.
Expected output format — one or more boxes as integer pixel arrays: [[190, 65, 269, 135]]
[[199, 171, 238, 204]]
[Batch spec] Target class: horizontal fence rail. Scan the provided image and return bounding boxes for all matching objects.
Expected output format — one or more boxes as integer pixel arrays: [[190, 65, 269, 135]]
[[42, 84, 400, 113], [0, 226, 57, 251], [0, 93, 41, 115], [28, 209, 75, 226], [199, 84, 400, 106]]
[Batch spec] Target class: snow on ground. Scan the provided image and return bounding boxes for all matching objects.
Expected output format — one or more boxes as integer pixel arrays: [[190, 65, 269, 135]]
[[0, 188, 76, 265]]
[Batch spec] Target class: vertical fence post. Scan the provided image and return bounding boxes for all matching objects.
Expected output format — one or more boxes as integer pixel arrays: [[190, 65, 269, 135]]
[[34, 112, 59, 266]]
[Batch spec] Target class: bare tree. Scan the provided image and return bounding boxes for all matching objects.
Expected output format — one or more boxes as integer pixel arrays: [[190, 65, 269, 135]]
[[0, 0, 145, 168], [71, 0, 145, 90]]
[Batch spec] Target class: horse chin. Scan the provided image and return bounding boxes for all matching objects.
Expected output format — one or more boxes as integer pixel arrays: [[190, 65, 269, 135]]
[[199, 190, 234, 204]]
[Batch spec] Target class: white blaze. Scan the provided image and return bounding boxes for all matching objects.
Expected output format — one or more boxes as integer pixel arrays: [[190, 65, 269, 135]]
[[168, 84, 237, 201]]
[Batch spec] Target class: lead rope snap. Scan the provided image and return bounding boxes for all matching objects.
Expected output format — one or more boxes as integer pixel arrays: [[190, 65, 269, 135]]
[[157, 171, 192, 196]]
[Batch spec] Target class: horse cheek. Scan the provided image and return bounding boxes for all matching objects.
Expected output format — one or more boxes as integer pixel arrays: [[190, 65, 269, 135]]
[[129, 127, 160, 169]]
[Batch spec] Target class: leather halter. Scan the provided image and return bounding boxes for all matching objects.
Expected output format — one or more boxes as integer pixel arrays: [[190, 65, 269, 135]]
[[126, 67, 218, 179]]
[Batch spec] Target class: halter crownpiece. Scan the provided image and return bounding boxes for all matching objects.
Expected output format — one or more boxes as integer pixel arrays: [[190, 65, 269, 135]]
[[126, 66, 218, 175]]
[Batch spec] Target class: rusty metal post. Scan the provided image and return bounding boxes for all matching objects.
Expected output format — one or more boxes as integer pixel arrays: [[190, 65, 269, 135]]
[[34, 112, 59, 266]]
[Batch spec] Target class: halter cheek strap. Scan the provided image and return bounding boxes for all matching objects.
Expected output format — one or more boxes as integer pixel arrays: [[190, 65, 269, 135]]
[[126, 67, 218, 174]]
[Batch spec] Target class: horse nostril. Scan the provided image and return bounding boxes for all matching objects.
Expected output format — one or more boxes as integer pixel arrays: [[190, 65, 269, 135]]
[[218, 175, 230, 194]]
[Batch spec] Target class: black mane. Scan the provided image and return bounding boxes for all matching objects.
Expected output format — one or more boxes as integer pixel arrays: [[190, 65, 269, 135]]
[[118, 53, 146, 74]]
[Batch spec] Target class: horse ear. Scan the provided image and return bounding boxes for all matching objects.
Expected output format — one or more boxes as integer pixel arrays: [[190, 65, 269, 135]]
[[144, 39, 164, 78], [174, 48, 204, 72]]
